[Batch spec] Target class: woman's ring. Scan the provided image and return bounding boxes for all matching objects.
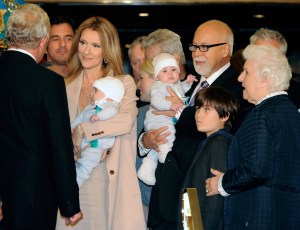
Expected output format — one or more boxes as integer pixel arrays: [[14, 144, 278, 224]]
[[206, 189, 209, 193]]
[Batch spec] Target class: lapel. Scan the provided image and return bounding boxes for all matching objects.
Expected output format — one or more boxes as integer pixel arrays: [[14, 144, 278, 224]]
[[66, 71, 83, 122], [211, 65, 237, 87]]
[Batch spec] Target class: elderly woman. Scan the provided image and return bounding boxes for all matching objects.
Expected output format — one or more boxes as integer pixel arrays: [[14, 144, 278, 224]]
[[205, 44, 300, 229]]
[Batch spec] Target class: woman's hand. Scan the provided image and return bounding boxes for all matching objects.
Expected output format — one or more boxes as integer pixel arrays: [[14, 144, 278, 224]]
[[72, 125, 84, 159], [205, 168, 224, 196], [100, 149, 109, 162]]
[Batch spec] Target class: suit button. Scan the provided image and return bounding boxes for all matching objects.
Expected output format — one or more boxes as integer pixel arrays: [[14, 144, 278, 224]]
[[109, 170, 114, 175], [66, 199, 72, 211]]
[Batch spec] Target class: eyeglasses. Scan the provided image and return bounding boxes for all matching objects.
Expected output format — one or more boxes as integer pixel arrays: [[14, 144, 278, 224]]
[[188, 43, 227, 52]]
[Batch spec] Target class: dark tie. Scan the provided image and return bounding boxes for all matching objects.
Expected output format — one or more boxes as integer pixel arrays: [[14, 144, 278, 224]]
[[200, 80, 209, 89], [189, 80, 209, 106]]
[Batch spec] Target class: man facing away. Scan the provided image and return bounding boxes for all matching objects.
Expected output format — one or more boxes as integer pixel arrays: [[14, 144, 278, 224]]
[[0, 4, 82, 230]]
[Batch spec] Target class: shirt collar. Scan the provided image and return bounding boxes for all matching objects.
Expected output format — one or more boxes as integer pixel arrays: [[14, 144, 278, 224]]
[[256, 91, 288, 105], [201, 62, 231, 85], [7, 48, 37, 62]]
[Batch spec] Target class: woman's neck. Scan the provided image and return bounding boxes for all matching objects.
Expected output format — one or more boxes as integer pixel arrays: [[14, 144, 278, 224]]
[[83, 67, 103, 83], [79, 68, 104, 111]]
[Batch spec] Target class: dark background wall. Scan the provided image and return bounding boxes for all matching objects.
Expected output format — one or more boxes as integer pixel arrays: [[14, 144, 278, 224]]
[[40, 3, 300, 68]]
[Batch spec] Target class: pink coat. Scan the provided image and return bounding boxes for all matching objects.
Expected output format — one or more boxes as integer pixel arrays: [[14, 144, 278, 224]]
[[66, 71, 146, 230]]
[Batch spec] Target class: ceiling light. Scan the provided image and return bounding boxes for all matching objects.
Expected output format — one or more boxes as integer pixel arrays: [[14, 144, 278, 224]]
[[253, 14, 265, 19], [139, 12, 149, 17]]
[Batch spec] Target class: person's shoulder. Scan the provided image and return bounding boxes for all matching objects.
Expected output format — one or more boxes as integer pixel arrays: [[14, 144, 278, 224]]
[[112, 74, 135, 87], [38, 64, 62, 79], [204, 133, 231, 152], [208, 131, 233, 141], [114, 74, 132, 82], [208, 129, 232, 142]]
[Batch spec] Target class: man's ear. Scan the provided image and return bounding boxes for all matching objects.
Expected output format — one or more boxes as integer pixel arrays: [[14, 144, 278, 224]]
[[36, 36, 49, 62], [173, 53, 181, 64], [38, 36, 48, 52], [222, 44, 230, 57]]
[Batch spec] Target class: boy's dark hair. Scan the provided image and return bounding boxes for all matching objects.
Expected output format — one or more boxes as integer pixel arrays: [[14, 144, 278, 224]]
[[50, 15, 76, 32], [194, 86, 239, 130]]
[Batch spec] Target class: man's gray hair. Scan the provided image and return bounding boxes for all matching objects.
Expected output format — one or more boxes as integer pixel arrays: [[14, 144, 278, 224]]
[[250, 28, 288, 55], [128, 35, 146, 58], [142, 29, 186, 65], [5, 3, 50, 49]]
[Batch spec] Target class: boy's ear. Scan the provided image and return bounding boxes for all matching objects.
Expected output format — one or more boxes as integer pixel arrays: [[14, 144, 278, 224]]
[[221, 113, 230, 122]]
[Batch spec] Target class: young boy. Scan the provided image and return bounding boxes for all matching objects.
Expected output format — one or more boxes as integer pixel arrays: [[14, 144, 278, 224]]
[[72, 76, 125, 187], [137, 53, 197, 185], [180, 86, 239, 230]]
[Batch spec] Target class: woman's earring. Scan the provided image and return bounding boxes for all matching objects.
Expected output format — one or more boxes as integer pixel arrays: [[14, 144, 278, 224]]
[[103, 58, 108, 64]]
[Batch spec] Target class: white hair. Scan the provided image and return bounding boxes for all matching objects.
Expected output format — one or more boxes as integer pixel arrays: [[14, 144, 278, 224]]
[[243, 44, 292, 91]]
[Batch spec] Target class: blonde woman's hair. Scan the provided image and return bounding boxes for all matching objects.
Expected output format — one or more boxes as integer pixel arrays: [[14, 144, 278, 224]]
[[140, 59, 154, 77]]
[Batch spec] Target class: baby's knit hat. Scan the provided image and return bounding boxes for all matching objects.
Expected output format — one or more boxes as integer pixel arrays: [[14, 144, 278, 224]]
[[152, 53, 180, 79], [93, 76, 125, 103]]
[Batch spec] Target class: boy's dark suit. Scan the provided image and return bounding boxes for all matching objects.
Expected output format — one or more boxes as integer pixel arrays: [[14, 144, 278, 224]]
[[178, 130, 233, 230], [0, 51, 80, 230], [148, 65, 249, 229]]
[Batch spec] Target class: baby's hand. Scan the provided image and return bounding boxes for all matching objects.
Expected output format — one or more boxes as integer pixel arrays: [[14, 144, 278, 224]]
[[100, 149, 109, 162], [170, 103, 184, 112], [90, 115, 100, 123], [185, 74, 198, 84]]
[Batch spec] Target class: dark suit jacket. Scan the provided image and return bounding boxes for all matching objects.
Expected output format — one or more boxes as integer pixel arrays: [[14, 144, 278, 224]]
[[0, 51, 80, 230], [148, 65, 247, 228], [223, 95, 300, 229], [177, 129, 232, 230], [287, 77, 300, 109]]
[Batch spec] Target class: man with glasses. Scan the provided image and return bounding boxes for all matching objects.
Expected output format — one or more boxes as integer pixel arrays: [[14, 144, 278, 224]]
[[141, 20, 247, 230]]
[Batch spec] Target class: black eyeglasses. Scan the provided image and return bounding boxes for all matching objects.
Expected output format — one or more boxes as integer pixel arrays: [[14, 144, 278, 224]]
[[188, 43, 227, 52]]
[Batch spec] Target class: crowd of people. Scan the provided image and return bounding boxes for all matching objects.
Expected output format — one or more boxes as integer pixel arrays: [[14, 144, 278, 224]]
[[0, 3, 300, 230]]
